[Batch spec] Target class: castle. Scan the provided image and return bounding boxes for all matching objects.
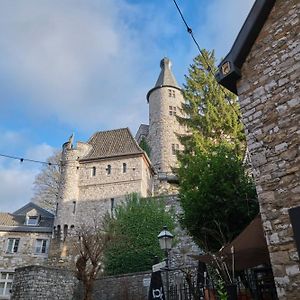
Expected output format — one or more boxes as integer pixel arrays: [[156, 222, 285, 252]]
[[50, 57, 186, 261]]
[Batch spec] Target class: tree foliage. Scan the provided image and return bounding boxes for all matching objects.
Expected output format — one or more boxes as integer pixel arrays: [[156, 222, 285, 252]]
[[179, 143, 258, 253], [139, 137, 151, 158], [177, 50, 258, 252], [104, 193, 175, 275], [31, 150, 61, 212], [178, 49, 245, 156]]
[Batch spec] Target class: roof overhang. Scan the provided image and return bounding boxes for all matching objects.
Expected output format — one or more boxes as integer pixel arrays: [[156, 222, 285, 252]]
[[0, 226, 53, 233], [215, 0, 276, 94]]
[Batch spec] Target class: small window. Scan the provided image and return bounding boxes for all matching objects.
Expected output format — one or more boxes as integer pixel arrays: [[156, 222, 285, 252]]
[[57, 225, 61, 239], [26, 216, 39, 226], [172, 144, 179, 155], [169, 106, 177, 116], [0, 272, 14, 296], [63, 225, 68, 240], [110, 198, 115, 217], [35, 239, 48, 254], [55, 203, 58, 216], [6, 238, 20, 254], [123, 163, 127, 173], [168, 89, 175, 98], [72, 201, 76, 214], [106, 165, 111, 175], [91, 166, 96, 177]]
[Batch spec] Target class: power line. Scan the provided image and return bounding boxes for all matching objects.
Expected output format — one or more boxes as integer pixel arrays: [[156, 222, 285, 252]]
[[0, 153, 140, 172], [171, 0, 241, 119], [0, 153, 58, 166]]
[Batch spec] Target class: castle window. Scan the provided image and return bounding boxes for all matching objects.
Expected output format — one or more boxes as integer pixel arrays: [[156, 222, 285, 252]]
[[63, 225, 68, 240], [106, 165, 111, 175], [123, 163, 127, 173], [6, 238, 20, 254], [168, 89, 175, 98], [57, 225, 61, 239], [72, 201, 76, 214], [172, 144, 179, 155], [0, 272, 14, 297], [34, 239, 48, 254], [91, 166, 96, 177], [169, 106, 177, 116], [110, 198, 115, 217], [55, 203, 58, 216]]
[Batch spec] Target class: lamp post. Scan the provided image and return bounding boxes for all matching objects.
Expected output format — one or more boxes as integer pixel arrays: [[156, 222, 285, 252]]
[[158, 226, 174, 300]]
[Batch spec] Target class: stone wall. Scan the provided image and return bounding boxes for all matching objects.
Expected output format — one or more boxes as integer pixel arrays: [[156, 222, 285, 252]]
[[56, 145, 153, 231], [0, 231, 51, 270], [236, 1, 300, 298], [11, 265, 198, 300], [11, 265, 80, 300]]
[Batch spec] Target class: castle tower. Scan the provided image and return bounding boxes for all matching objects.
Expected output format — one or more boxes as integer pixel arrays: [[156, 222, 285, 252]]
[[146, 58, 185, 186], [54, 138, 91, 239]]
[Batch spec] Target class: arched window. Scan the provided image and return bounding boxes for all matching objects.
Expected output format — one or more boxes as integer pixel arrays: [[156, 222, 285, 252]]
[[57, 225, 61, 239], [106, 165, 111, 175], [63, 224, 68, 241], [123, 163, 127, 173]]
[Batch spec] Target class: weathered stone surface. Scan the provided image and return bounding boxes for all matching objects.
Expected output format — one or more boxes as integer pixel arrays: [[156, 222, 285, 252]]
[[236, 1, 300, 298]]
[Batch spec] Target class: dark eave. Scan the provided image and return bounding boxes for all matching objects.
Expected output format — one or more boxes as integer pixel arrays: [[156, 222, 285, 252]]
[[215, 0, 276, 94], [0, 226, 53, 233], [146, 85, 181, 103]]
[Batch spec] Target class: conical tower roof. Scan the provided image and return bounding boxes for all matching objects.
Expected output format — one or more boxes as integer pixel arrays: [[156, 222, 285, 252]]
[[147, 57, 181, 102]]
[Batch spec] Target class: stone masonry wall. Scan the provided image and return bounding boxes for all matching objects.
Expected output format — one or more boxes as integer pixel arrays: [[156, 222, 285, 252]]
[[148, 86, 185, 175], [237, 1, 300, 298], [11, 265, 199, 300], [0, 231, 51, 270], [11, 265, 80, 300]]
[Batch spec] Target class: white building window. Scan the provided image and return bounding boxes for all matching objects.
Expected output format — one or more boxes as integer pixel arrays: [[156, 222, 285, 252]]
[[0, 272, 13, 297], [123, 163, 127, 173], [26, 215, 39, 226], [35, 239, 48, 254], [6, 238, 20, 254]]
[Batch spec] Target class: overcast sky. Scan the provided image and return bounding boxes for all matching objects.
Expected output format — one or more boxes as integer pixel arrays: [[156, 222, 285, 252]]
[[0, 0, 255, 212]]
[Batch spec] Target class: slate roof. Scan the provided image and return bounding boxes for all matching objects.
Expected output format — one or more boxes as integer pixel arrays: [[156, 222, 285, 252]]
[[0, 202, 54, 233], [82, 128, 144, 160], [147, 57, 181, 102], [135, 124, 149, 143], [215, 0, 276, 94]]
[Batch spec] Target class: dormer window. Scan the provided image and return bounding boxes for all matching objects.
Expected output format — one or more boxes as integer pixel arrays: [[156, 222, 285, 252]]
[[26, 216, 39, 226]]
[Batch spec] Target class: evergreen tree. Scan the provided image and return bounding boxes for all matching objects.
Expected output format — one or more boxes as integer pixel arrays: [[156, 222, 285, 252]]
[[177, 50, 258, 252], [178, 49, 245, 156]]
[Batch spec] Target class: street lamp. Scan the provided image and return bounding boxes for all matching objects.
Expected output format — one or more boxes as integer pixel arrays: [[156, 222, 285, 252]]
[[158, 226, 174, 300]]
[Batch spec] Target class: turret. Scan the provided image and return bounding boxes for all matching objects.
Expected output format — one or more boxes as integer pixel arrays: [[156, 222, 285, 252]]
[[54, 135, 91, 239], [146, 58, 185, 177]]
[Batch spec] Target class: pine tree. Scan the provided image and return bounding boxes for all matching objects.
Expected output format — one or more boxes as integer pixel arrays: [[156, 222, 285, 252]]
[[178, 49, 245, 156], [177, 50, 258, 252]]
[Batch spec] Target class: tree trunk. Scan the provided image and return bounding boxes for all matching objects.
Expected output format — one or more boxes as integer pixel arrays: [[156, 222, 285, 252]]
[[83, 280, 94, 300]]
